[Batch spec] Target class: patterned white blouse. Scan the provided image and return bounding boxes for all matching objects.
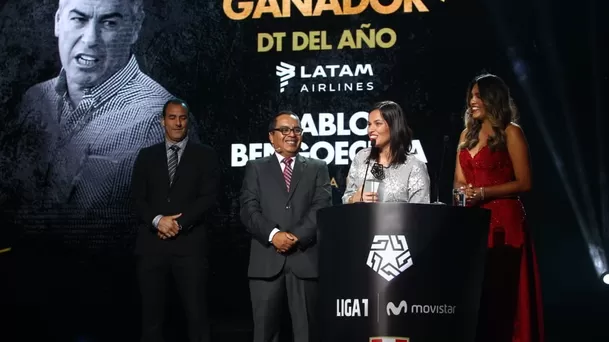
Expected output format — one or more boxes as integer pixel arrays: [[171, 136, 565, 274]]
[[342, 147, 431, 204]]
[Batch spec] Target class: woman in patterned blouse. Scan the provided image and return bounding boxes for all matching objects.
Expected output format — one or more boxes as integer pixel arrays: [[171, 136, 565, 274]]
[[342, 101, 430, 204]]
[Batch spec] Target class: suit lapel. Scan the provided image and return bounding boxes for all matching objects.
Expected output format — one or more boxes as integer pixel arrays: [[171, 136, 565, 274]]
[[287, 154, 307, 202], [266, 155, 287, 193], [156, 143, 171, 192]]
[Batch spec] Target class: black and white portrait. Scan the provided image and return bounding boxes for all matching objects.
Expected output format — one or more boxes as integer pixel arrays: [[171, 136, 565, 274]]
[[0, 0, 206, 244]]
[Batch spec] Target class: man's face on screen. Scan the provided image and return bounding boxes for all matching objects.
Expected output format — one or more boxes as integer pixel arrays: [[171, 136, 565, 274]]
[[55, 0, 142, 89]]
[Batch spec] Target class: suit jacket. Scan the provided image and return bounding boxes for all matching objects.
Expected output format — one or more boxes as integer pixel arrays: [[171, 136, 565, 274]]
[[240, 154, 332, 279], [131, 141, 220, 256]]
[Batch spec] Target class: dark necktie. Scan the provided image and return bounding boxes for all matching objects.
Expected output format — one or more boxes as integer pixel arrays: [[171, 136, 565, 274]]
[[283, 157, 293, 191], [168, 145, 180, 185]]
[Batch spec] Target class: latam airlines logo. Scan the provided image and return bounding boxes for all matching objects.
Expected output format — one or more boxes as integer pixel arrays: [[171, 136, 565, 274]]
[[275, 61, 375, 93], [276, 62, 296, 93], [366, 235, 413, 282]]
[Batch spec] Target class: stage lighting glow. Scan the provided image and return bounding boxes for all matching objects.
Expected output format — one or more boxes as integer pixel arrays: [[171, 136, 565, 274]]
[[602, 272, 609, 285]]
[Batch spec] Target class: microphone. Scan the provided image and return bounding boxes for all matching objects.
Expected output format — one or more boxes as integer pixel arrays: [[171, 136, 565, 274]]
[[370, 162, 385, 181], [433, 135, 450, 204], [360, 139, 376, 202]]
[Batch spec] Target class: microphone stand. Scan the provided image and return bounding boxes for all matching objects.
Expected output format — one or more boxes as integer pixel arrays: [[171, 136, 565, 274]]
[[360, 139, 376, 202], [433, 135, 450, 204]]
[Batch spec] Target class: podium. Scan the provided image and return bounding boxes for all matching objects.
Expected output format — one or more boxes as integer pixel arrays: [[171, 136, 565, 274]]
[[317, 203, 491, 342]]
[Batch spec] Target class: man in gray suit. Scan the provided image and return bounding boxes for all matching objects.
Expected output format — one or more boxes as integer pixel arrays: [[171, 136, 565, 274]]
[[240, 111, 332, 342]]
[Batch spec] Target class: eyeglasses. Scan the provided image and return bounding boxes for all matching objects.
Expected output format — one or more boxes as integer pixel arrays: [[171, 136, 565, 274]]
[[271, 126, 303, 135]]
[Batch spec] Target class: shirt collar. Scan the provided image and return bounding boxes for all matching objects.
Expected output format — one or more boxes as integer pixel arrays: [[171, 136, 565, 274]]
[[54, 55, 140, 105], [275, 152, 296, 164], [166, 136, 189, 151]]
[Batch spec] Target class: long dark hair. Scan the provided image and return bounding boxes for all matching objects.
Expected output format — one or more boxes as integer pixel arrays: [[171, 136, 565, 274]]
[[459, 74, 518, 151], [367, 100, 413, 166]]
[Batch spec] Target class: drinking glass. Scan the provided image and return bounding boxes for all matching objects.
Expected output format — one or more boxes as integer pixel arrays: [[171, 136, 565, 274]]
[[452, 187, 466, 206]]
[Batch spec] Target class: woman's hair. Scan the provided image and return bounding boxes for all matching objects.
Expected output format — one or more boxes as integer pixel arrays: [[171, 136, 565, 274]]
[[459, 73, 519, 151], [367, 100, 413, 166]]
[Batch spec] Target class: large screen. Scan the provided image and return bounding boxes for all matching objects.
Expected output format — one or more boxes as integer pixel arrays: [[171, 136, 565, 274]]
[[0, 0, 507, 324]]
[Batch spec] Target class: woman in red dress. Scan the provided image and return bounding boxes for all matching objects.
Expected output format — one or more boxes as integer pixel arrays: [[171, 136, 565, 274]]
[[454, 74, 544, 342]]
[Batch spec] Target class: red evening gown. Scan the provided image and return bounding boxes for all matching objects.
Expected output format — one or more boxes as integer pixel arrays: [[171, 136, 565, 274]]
[[459, 145, 544, 342]]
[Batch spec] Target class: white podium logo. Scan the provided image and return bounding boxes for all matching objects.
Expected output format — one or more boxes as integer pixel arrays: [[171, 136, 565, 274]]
[[366, 235, 413, 281]]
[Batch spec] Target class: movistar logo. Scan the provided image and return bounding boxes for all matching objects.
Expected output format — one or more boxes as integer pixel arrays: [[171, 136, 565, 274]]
[[386, 300, 457, 316], [386, 300, 408, 315]]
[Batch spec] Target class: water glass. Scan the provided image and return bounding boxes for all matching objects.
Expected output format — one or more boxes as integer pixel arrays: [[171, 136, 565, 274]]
[[452, 188, 466, 207]]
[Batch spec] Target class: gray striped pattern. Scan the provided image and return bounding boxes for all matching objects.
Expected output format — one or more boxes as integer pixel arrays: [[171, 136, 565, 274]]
[[168, 145, 180, 185]]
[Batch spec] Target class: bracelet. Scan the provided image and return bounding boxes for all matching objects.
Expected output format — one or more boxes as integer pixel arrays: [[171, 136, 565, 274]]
[[480, 187, 485, 200]]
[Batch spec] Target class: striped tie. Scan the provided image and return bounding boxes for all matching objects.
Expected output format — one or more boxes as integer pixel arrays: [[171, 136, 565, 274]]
[[283, 158, 293, 191], [168, 145, 180, 185]]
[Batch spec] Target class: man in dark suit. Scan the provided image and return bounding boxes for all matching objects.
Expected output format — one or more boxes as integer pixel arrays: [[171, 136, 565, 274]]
[[131, 99, 219, 342], [240, 111, 332, 342]]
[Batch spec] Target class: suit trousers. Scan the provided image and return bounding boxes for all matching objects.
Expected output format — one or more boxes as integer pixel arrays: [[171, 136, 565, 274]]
[[250, 261, 318, 342], [137, 253, 209, 342]]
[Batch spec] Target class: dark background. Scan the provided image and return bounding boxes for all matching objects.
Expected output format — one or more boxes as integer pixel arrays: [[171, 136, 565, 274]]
[[1, 0, 608, 341]]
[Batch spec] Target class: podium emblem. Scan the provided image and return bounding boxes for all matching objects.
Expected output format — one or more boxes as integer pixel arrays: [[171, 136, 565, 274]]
[[366, 235, 414, 281], [369, 337, 410, 342]]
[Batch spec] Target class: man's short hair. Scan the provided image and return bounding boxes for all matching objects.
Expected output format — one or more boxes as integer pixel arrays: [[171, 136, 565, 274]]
[[162, 98, 190, 117], [268, 110, 299, 132], [58, 0, 145, 21]]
